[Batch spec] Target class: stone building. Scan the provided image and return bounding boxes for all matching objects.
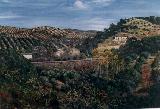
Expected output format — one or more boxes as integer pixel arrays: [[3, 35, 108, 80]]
[[32, 46, 48, 61], [67, 48, 81, 60], [54, 48, 81, 60]]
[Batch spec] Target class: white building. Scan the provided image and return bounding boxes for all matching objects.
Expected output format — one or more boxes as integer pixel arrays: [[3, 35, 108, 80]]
[[22, 53, 32, 60], [113, 36, 128, 42]]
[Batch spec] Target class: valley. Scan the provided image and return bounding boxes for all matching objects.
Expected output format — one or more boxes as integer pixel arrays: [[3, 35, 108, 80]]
[[1, 16, 160, 109]]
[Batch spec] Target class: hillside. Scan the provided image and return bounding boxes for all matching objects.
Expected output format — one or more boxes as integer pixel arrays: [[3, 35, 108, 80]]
[[93, 17, 160, 54], [0, 26, 97, 39], [137, 16, 160, 25], [0, 26, 98, 54], [123, 18, 160, 37]]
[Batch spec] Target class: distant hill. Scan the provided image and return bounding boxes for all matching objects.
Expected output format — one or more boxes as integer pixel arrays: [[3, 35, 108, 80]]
[[0, 26, 97, 39], [0, 26, 98, 54]]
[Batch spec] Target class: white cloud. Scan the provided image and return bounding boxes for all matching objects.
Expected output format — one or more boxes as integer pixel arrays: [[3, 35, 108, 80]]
[[1, 0, 10, 3], [88, 0, 114, 7], [0, 15, 21, 19], [74, 0, 88, 10], [0, 12, 22, 19], [73, 17, 117, 30], [72, 0, 113, 10], [83, 18, 116, 30], [92, 0, 113, 3]]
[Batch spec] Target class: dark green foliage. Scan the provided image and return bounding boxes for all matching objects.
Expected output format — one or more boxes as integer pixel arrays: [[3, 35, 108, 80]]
[[115, 69, 141, 91], [0, 49, 57, 109], [120, 36, 160, 61], [0, 49, 37, 83], [77, 31, 103, 56]]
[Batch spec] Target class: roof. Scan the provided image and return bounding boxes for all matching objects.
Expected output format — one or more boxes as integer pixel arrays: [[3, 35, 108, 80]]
[[22, 53, 32, 55]]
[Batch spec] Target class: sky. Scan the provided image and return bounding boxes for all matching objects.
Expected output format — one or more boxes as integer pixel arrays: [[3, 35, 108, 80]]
[[0, 0, 160, 30]]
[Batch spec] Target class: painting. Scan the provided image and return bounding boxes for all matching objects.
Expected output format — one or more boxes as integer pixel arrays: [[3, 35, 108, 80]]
[[0, 0, 160, 109]]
